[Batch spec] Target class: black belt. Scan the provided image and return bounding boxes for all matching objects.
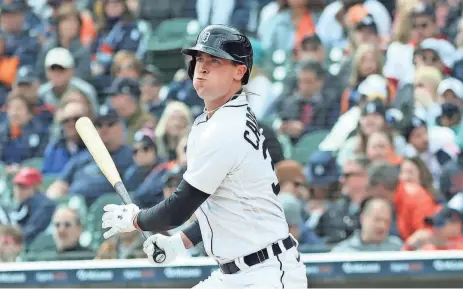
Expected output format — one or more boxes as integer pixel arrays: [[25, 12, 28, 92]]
[[220, 236, 296, 274]]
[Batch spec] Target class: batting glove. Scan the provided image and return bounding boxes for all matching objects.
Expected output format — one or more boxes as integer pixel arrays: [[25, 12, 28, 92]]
[[102, 203, 140, 239], [143, 233, 188, 265]]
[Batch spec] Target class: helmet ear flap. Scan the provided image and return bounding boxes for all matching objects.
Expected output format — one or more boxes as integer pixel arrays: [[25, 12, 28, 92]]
[[187, 58, 196, 81]]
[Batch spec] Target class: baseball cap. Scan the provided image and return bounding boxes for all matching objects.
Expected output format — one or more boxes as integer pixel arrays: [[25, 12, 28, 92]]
[[95, 105, 120, 123], [106, 77, 141, 99], [438, 77, 463, 99], [133, 128, 157, 149], [418, 38, 456, 68], [410, 3, 435, 18], [355, 14, 378, 33], [402, 116, 427, 141], [361, 99, 387, 117], [15, 65, 39, 85], [45, 47, 75, 69], [0, 0, 28, 13], [301, 34, 322, 51], [305, 151, 340, 185], [425, 193, 463, 227], [13, 168, 42, 187], [357, 74, 388, 101], [279, 192, 303, 227]]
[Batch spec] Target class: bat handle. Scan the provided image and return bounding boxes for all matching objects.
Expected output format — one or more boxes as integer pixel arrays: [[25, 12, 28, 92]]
[[141, 231, 167, 264]]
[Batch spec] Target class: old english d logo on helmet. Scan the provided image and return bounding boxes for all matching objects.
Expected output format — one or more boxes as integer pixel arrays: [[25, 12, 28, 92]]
[[181, 24, 254, 85]]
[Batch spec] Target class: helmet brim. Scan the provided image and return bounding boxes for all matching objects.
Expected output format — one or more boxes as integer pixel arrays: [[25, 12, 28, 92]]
[[181, 45, 245, 64]]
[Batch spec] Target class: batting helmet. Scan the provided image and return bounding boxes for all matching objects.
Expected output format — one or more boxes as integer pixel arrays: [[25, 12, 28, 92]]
[[181, 24, 253, 85]]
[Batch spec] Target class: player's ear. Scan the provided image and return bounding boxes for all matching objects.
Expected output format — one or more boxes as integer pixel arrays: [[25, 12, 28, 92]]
[[234, 64, 247, 82]]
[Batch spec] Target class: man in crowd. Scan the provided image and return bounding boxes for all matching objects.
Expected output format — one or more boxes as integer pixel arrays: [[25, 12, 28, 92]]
[[47, 106, 133, 205], [316, 155, 370, 245], [0, 225, 24, 262], [9, 168, 56, 244], [331, 197, 403, 252], [140, 64, 165, 119], [52, 206, 92, 255], [107, 77, 156, 145]]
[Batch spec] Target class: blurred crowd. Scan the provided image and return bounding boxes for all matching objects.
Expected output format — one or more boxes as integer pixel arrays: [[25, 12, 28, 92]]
[[1, 0, 463, 263]]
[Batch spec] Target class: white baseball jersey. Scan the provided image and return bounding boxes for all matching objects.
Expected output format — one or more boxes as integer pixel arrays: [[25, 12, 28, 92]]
[[183, 92, 289, 264]]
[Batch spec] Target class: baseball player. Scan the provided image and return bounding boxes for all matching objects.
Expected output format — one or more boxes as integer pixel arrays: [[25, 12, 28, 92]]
[[101, 24, 308, 289]]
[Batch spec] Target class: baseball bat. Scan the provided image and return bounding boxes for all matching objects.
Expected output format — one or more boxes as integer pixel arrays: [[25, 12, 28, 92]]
[[75, 117, 166, 263]]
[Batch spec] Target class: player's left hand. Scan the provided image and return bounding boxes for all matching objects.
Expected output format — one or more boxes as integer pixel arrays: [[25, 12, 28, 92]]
[[101, 203, 140, 239], [143, 233, 188, 265]]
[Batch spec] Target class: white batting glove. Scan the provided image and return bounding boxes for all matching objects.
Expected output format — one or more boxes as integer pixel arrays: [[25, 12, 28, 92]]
[[143, 233, 188, 265], [101, 203, 140, 239]]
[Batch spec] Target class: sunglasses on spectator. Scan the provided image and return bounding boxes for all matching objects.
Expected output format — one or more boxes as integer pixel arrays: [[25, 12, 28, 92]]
[[95, 120, 117, 128], [412, 22, 429, 29], [54, 221, 73, 229], [60, 116, 83, 125], [132, 145, 151, 154]]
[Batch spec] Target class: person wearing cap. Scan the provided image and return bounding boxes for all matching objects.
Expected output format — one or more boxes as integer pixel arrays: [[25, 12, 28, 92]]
[[440, 152, 463, 201], [0, 0, 41, 102], [107, 77, 156, 145], [298, 34, 326, 64], [140, 65, 165, 119], [403, 116, 459, 187], [305, 150, 342, 212], [367, 161, 439, 241], [9, 168, 56, 244], [46, 105, 133, 205], [39, 47, 98, 114], [122, 128, 170, 208], [332, 196, 403, 252], [438, 77, 463, 109], [408, 3, 438, 46], [278, 60, 339, 141], [41, 101, 91, 175], [9, 65, 54, 125], [317, 155, 370, 245], [403, 192, 463, 251], [436, 102, 462, 134], [414, 38, 456, 75], [36, 4, 91, 83]]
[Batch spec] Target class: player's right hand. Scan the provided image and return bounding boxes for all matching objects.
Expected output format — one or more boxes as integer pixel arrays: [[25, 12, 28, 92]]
[[143, 233, 188, 265]]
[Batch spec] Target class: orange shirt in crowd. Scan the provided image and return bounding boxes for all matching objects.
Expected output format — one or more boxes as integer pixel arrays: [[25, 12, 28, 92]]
[[394, 181, 438, 240], [294, 12, 315, 49], [418, 236, 463, 250], [80, 11, 97, 47]]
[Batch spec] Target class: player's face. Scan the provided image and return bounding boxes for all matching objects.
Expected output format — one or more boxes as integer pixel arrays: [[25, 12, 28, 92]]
[[193, 52, 246, 101]]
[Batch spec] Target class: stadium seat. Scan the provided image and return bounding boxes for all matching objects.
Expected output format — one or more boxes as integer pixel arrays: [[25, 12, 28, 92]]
[[21, 158, 44, 170], [291, 130, 331, 165], [26, 231, 56, 253], [86, 193, 121, 249]]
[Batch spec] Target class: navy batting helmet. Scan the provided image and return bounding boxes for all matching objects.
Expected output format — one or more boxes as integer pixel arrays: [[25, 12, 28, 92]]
[[181, 24, 253, 85]]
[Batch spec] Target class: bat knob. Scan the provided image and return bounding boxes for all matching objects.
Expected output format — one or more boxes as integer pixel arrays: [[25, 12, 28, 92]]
[[153, 244, 166, 263]]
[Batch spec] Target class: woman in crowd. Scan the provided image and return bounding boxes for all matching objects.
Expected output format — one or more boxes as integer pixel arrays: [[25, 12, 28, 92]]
[[400, 156, 442, 201], [37, 5, 92, 82], [0, 94, 49, 175], [366, 129, 403, 166], [154, 101, 192, 161], [110, 50, 143, 81]]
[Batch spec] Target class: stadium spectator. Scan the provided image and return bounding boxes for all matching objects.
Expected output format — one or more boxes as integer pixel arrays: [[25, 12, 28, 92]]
[[123, 128, 170, 208], [95, 230, 144, 259], [366, 129, 403, 166], [414, 38, 456, 75], [42, 101, 92, 175], [403, 116, 458, 187], [413, 66, 443, 125], [39, 47, 98, 114], [154, 101, 192, 161], [140, 64, 164, 119], [400, 157, 442, 201], [408, 3, 438, 46], [36, 5, 92, 82], [367, 161, 438, 240], [52, 206, 92, 255], [46, 106, 133, 205], [110, 50, 143, 80], [316, 0, 391, 49], [261, 0, 317, 53], [0, 93, 49, 168], [440, 152, 463, 201], [280, 192, 304, 243], [304, 151, 341, 227], [316, 155, 370, 245], [91, 0, 141, 79], [162, 166, 184, 201], [404, 193, 463, 251], [297, 34, 326, 63], [349, 14, 381, 49], [10, 66, 54, 126], [437, 77, 463, 109], [9, 168, 56, 244], [107, 77, 156, 145], [277, 60, 338, 142], [331, 197, 403, 252], [436, 103, 462, 135], [45, 0, 97, 46], [0, 225, 24, 262], [0, 0, 41, 105]]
